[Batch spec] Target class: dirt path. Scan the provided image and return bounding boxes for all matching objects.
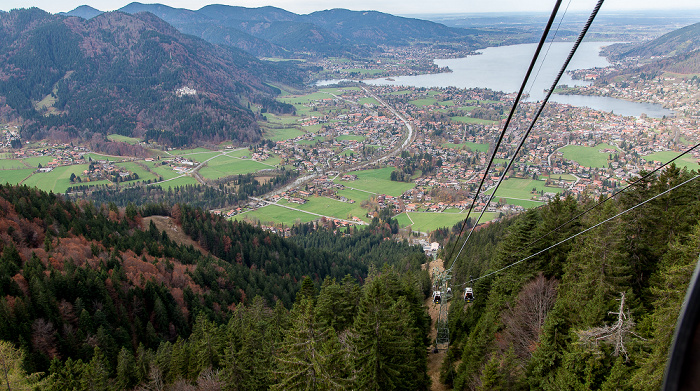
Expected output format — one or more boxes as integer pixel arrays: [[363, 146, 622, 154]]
[[424, 259, 450, 391]]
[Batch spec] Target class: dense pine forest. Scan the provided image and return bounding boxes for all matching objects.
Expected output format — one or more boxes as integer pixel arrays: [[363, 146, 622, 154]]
[[440, 165, 700, 390], [0, 183, 430, 389], [1, 165, 699, 390]]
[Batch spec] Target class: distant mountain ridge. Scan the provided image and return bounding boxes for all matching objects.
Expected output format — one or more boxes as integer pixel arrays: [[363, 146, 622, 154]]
[[63, 3, 483, 57], [0, 8, 301, 146], [601, 21, 700, 75]]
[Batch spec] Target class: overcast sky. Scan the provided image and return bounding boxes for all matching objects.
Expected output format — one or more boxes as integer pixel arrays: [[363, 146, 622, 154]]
[[3, 0, 700, 15]]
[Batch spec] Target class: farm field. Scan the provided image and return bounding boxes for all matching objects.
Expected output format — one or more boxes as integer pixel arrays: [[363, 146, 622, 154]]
[[485, 178, 562, 200], [409, 98, 437, 107], [264, 127, 305, 141], [107, 134, 141, 144], [334, 167, 414, 197], [22, 156, 55, 167], [404, 211, 497, 233], [560, 143, 618, 168], [548, 173, 578, 181], [0, 168, 35, 185], [498, 198, 544, 208], [22, 164, 99, 193], [235, 204, 320, 226], [336, 188, 374, 203], [642, 151, 700, 171], [442, 142, 489, 152], [279, 197, 369, 223], [169, 147, 212, 156], [150, 163, 181, 181], [357, 97, 380, 106], [0, 160, 26, 169], [199, 156, 272, 180]]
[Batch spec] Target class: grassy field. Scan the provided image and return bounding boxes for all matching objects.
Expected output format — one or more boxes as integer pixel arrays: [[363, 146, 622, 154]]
[[22, 164, 96, 193], [296, 136, 323, 146], [335, 167, 415, 197], [235, 204, 318, 226], [404, 211, 497, 232], [0, 160, 26, 169], [107, 134, 141, 144], [560, 143, 618, 168], [409, 98, 438, 107], [485, 178, 562, 200], [497, 198, 544, 208], [150, 164, 182, 181], [389, 90, 413, 95], [357, 97, 380, 106], [642, 151, 700, 171], [450, 116, 498, 125], [280, 196, 369, 222], [170, 147, 213, 156], [438, 100, 455, 107], [116, 162, 157, 182], [264, 127, 305, 141], [279, 92, 335, 105], [336, 188, 374, 203], [548, 173, 578, 181], [442, 142, 489, 152], [337, 135, 365, 142], [264, 113, 300, 125], [199, 156, 272, 180], [1, 168, 35, 185], [319, 87, 361, 95], [22, 156, 55, 167]]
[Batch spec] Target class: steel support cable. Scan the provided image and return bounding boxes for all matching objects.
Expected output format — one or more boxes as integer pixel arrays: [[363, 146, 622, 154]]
[[467, 174, 700, 284], [443, 0, 564, 268], [449, 0, 606, 270], [506, 140, 700, 260], [528, 0, 574, 98]]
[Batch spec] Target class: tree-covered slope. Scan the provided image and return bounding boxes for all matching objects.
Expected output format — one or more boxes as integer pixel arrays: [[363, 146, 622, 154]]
[[0, 184, 431, 389], [0, 8, 301, 147], [440, 165, 700, 390]]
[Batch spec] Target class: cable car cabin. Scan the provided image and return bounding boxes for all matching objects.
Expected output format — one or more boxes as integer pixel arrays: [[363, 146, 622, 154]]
[[464, 287, 474, 303], [433, 290, 442, 304], [446, 287, 452, 297]]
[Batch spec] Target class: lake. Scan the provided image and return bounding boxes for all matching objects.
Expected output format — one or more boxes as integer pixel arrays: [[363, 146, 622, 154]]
[[319, 42, 673, 118]]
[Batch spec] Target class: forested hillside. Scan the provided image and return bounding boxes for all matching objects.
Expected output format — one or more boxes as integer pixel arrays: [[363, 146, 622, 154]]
[[439, 165, 700, 390], [0, 8, 301, 147], [0, 183, 431, 389]]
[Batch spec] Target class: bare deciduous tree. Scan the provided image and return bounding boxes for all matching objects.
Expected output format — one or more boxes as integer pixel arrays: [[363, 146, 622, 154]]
[[500, 273, 559, 360]]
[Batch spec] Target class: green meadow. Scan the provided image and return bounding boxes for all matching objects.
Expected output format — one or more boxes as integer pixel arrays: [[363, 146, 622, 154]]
[[642, 151, 700, 171], [402, 211, 497, 233], [0, 168, 35, 185], [485, 178, 562, 200], [199, 156, 272, 180], [264, 127, 305, 141], [560, 143, 618, 168], [107, 134, 141, 144], [335, 167, 415, 197], [235, 204, 318, 226]]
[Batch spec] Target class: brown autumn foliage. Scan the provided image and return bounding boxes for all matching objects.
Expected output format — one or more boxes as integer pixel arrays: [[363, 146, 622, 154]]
[[499, 273, 559, 361], [31, 318, 58, 359]]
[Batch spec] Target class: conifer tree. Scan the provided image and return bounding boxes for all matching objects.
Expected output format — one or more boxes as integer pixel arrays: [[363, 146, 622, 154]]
[[273, 297, 349, 390]]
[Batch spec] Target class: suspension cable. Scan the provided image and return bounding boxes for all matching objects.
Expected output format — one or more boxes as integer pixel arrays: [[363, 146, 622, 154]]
[[443, 0, 564, 268], [515, 141, 700, 254], [448, 0, 606, 270], [466, 174, 700, 284]]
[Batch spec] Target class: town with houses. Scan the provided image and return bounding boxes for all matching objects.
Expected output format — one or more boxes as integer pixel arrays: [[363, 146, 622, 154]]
[[2, 58, 700, 238]]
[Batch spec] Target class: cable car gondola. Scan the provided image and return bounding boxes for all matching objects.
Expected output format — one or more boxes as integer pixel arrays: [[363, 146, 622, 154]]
[[464, 287, 474, 303]]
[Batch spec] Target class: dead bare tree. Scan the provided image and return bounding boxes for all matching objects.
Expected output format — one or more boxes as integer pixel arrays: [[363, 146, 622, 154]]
[[577, 292, 644, 360]]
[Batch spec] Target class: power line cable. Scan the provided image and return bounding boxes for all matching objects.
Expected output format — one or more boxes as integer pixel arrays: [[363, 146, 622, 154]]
[[443, 0, 564, 267], [448, 0, 606, 270]]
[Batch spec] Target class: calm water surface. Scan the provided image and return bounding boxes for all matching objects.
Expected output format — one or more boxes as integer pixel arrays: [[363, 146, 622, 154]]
[[320, 42, 673, 118]]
